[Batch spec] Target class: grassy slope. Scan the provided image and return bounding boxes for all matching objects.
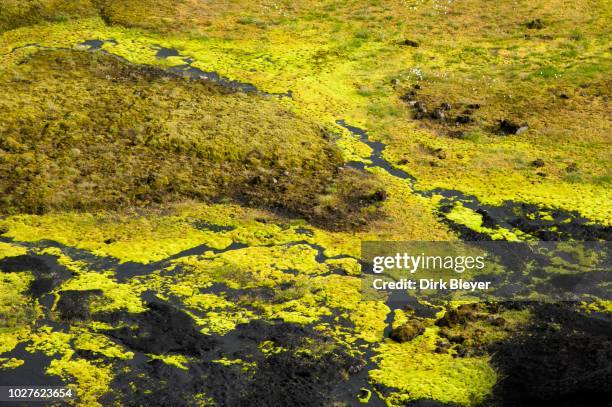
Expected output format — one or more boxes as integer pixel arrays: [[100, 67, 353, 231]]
[[0, 48, 390, 229], [91, 0, 611, 223], [0, 0, 96, 32]]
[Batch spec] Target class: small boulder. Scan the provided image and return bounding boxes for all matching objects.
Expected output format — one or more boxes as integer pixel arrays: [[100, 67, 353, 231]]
[[363, 189, 387, 204], [476, 208, 496, 228], [565, 162, 578, 172], [498, 119, 528, 135], [498, 119, 519, 134], [526, 19, 544, 29], [430, 108, 446, 121], [414, 101, 427, 113], [400, 39, 419, 47], [515, 125, 529, 135], [455, 115, 472, 124], [400, 90, 417, 102], [413, 101, 428, 119], [390, 320, 426, 342], [531, 158, 545, 168]]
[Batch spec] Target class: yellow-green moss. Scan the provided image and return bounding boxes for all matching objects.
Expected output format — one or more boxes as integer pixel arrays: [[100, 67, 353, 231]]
[[148, 353, 189, 370], [72, 329, 134, 360], [370, 328, 497, 406], [0, 241, 26, 259], [0, 357, 24, 370], [583, 299, 612, 313], [314, 275, 362, 310], [59, 271, 145, 313], [0, 0, 97, 32], [26, 326, 72, 356], [5, 5, 610, 233], [35, 247, 89, 274], [258, 341, 286, 356], [445, 202, 523, 241], [61, 0, 610, 224], [0, 328, 29, 355], [0, 270, 38, 353], [0, 45, 382, 230], [350, 301, 390, 343], [46, 357, 112, 406], [0, 212, 225, 264], [25, 326, 114, 405], [0, 4, 608, 404]]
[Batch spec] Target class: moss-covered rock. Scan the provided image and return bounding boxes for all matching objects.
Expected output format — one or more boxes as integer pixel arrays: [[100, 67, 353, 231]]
[[389, 318, 427, 343]]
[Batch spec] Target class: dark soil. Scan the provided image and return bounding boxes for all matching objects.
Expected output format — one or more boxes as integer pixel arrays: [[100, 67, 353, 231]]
[[99, 302, 218, 356], [56, 289, 103, 321], [98, 309, 363, 407], [438, 198, 611, 241], [489, 303, 612, 407], [0, 254, 72, 297]]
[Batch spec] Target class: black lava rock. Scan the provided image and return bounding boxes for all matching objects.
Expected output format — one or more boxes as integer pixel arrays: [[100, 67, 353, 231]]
[[400, 39, 420, 47], [455, 115, 472, 124], [498, 119, 528, 135]]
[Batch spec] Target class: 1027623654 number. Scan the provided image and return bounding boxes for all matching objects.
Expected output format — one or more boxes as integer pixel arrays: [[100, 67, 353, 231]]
[[1, 387, 73, 401]]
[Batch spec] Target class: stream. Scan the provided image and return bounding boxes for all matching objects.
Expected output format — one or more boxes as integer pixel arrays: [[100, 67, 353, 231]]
[[335, 120, 611, 242]]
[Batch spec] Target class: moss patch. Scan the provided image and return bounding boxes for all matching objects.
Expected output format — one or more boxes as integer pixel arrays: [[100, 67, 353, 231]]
[[370, 328, 497, 406]]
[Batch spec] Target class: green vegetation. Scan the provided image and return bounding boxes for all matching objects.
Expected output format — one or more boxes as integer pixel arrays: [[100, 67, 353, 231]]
[[0, 0, 96, 32], [370, 329, 497, 406], [0, 269, 37, 353], [0, 1, 609, 406], [0, 49, 382, 229]]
